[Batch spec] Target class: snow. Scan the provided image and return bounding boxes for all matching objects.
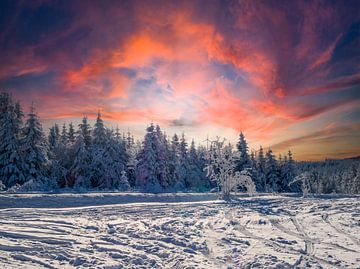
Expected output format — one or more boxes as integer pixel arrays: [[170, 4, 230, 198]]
[[0, 193, 359, 268]]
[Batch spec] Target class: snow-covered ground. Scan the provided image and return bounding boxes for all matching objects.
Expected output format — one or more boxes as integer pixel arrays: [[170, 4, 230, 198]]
[[0, 193, 359, 268]]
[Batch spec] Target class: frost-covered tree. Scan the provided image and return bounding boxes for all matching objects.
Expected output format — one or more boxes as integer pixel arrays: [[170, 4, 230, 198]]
[[205, 138, 256, 201], [0, 93, 26, 187], [21, 103, 49, 184], [136, 124, 161, 192], [239, 169, 257, 196]]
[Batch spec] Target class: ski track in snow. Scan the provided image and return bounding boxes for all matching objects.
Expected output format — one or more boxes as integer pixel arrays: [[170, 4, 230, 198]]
[[0, 193, 359, 268]]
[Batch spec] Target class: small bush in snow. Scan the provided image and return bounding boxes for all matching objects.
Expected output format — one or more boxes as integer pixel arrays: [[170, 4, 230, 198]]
[[288, 172, 311, 198], [7, 183, 21, 193], [0, 181, 6, 191]]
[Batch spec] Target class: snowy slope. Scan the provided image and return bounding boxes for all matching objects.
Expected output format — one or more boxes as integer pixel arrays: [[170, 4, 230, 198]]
[[0, 193, 359, 268]]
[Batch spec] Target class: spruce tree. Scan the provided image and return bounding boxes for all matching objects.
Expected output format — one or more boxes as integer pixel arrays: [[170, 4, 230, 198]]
[[48, 123, 68, 188], [236, 132, 250, 172], [21, 103, 49, 185], [187, 140, 208, 191], [265, 149, 280, 192], [90, 112, 108, 188], [54, 124, 60, 143], [0, 93, 26, 187], [155, 125, 170, 189], [48, 126, 57, 153], [102, 128, 128, 188], [135, 124, 161, 192], [14, 101, 24, 129], [174, 133, 189, 191], [71, 132, 92, 189], [282, 150, 296, 192], [60, 123, 68, 146], [257, 146, 266, 192], [125, 131, 138, 187], [169, 133, 180, 189], [78, 116, 92, 149], [249, 151, 259, 190], [119, 170, 130, 191], [68, 122, 76, 144]]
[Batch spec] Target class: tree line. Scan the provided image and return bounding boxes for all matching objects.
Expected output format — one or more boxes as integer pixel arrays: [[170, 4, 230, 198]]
[[0, 92, 359, 194]]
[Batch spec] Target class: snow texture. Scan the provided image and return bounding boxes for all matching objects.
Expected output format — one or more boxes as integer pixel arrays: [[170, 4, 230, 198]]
[[0, 192, 359, 268]]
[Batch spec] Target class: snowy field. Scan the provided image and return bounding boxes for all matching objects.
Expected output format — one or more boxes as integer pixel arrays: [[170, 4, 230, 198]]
[[0, 193, 359, 269]]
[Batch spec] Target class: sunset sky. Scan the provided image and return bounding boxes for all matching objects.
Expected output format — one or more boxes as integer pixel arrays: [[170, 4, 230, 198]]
[[1, 0, 359, 160]]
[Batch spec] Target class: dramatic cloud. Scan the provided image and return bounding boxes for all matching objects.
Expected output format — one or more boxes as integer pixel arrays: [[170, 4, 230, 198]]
[[0, 0, 359, 159]]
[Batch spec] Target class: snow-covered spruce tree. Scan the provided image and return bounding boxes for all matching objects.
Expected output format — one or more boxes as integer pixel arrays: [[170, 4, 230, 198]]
[[169, 133, 180, 189], [124, 130, 139, 187], [48, 125, 58, 153], [249, 151, 259, 190], [47, 123, 68, 187], [187, 140, 209, 191], [118, 170, 130, 191], [135, 123, 162, 192], [167, 133, 193, 191], [90, 112, 108, 188], [197, 145, 213, 190], [205, 138, 256, 201], [250, 151, 257, 170], [236, 132, 250, 172], [78, 116, 92, 149], [71, 132, 92, 189], [101, 128, 128, 189], [277, 154, 285, 191], [14, 101, 24, 128], [0, 93, 26, 187], [123, 129, 135, 150], [265, 149, 280, 192], [21, 103, 53, 189], [155, 125, 170, 189], [68, 122, 76, 144], [281, 150, 296, 192], [60, 123, 68, 146], [257, 146, 267, 192], [173, 133, 189, 191]]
